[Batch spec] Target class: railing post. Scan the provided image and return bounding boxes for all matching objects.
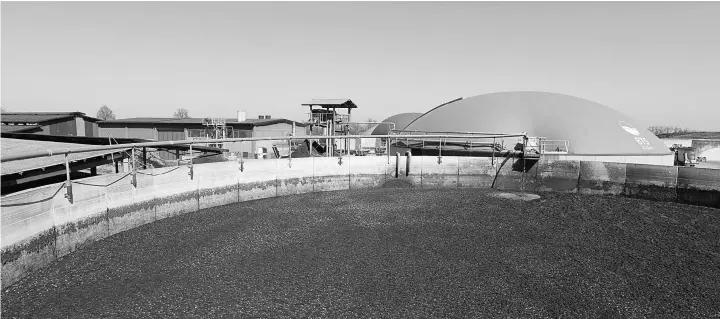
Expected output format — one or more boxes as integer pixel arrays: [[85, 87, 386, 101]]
[[64, 153, 73, 204], [437, 138, 443, 164], [239, 142, 244, 172], [387, 134, 391, 164], [288, 138, 292, 168], [188, 144, 194, 180], [131, 147, 137, 188]]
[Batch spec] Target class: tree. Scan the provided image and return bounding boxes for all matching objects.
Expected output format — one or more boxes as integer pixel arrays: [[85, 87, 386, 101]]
[[173, 108, 190, 118], [96, 105, 116, 120], [647, 125, 690, 136]]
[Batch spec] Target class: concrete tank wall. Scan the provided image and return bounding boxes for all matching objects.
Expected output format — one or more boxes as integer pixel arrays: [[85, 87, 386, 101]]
[[2, 155, 719, 289]]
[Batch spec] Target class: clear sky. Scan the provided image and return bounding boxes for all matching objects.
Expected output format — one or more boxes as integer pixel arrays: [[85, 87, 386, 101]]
[[2, 1, 719, 130]]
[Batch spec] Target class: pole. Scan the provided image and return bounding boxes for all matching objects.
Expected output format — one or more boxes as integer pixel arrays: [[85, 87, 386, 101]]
[[188, 144, 194, 180]]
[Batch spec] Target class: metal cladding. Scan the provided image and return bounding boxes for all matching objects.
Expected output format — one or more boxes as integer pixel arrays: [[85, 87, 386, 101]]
[[404, 91, 671, 156], [371, 113, 423, 135]]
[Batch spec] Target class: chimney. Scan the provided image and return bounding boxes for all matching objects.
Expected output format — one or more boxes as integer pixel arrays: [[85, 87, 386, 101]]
[[237, 110, 246, 122]]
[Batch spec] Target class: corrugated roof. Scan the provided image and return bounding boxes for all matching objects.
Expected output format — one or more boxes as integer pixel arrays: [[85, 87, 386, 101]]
[[0, 112, 98, 123], [1, 138, 129, 176], [1, 125, 41, 133], [100, 117, 308, 127], [301, 99, 358, 108]]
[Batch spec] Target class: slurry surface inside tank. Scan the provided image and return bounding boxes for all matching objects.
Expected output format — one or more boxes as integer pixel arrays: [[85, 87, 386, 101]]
[[3, 188, 720, 318]]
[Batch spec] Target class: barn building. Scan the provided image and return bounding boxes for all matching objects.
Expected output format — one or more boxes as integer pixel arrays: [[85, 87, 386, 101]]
[[399, 91, 674, 165], [1, 112, 100, 136], [98, 114, 308, 160]]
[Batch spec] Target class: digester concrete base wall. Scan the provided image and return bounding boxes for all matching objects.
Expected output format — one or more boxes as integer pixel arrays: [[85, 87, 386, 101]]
[[2, 155, 719, 289]]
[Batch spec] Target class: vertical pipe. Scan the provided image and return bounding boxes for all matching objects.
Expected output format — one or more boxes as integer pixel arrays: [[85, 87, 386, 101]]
[[142, 147, 147, 169], [492, 137, 496, 166], [395, 152, 400, 178], [405, 151, 411, 176], [64, 154, 73, 203], [437, 138, 443, 164]]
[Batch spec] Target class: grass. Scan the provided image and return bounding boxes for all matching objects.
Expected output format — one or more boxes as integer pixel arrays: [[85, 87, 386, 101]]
[[2, 188, 720, 318]]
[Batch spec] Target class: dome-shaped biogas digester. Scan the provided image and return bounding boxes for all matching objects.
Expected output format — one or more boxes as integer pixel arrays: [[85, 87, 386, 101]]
[[404, 92, 671, 157], [371, 113, 424, 135]]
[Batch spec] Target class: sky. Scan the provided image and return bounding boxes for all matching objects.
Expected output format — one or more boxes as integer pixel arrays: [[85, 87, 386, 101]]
[[2, 1, 720, 130]]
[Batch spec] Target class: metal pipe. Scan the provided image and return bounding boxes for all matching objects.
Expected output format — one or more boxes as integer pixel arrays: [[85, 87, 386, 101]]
[[1, 133, 532, 163], [437, 138, 443, 164], [405, 151, 411, 176], [492, 137, 496, 166], [395, 152, 400, 178], [64, 153, 73, 203]]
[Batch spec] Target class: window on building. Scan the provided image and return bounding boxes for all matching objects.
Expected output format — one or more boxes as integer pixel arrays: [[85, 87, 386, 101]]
[[242, 152, 249, 158]]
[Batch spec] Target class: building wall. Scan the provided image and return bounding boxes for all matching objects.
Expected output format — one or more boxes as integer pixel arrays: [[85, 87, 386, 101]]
[[85, 121, 99, 137], [99, 126, 157, 140], [45, 118, 77, 136], [75, 117, 85, 136], [157, 129, 186, 160], [249, 123, 307, 159]]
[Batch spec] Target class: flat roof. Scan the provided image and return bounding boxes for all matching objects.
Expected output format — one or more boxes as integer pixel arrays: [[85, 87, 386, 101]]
[[301, 99, 358, 109]]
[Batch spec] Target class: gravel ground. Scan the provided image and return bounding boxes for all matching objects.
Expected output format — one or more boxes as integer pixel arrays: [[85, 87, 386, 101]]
[[3, 188, 720, 318]]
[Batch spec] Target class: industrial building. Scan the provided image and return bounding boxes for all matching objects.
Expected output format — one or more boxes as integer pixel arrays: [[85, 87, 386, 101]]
[[398, 91, 674, 165], [98, 113, 308, 160], [0, 112, 100, 136]]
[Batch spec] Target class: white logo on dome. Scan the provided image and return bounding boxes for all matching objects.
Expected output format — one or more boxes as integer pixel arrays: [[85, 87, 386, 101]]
[[618, 121, 640, 136]]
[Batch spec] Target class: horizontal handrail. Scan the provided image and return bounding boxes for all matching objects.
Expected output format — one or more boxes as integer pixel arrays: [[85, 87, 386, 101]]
[[1, 133, 529, 163]]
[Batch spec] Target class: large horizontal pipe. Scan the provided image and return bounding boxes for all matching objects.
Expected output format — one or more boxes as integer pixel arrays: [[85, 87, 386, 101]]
[[1, 133, 528, 163]]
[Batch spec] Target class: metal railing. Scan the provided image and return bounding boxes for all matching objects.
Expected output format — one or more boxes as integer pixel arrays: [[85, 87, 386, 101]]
[[540, 139, 570, 154], [1, 133, 531, 203]]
